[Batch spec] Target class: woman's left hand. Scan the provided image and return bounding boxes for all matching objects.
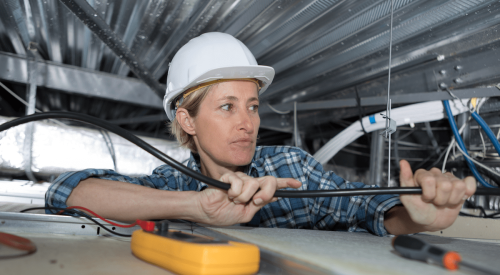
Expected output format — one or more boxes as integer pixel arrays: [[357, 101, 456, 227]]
[[398, 159, 476, 232], [194, 172, 302, 226]]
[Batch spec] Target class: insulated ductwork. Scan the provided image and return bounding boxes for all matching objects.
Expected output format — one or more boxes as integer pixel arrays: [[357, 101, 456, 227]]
[[0, 117, 190, 178]]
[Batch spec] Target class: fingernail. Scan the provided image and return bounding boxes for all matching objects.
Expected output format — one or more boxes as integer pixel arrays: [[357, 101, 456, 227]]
[[254, 198, 263, 205], [462, 195, 468, 201], [233, 200, 240, 204], [228, 196, 234, 200]]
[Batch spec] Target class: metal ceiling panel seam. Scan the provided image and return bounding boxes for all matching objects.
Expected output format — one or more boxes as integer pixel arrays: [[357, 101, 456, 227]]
[[32, 0, 65, 63], [247, 0, 345, 58], [0, 5, 24, 55], [222, 0, 276, 38], [81, 0, 110, 71], [124, 0, 184, 73], [116, 0, 171, 76], [213, 1, 259, 36], [2, 0, 32, 49], [110, 0, 151, 75]]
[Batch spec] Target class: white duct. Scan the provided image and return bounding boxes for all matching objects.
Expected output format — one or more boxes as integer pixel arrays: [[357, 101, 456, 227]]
[[313, 99, 470, 165], [0, 116, 190, 178]]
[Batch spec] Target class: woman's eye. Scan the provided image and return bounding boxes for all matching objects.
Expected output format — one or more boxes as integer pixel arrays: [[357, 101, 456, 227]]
[[221, 104, 232, 111], [249, 105, 259, 111]]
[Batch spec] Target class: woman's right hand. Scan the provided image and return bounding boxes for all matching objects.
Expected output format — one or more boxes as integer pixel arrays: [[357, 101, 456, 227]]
[[194, 171, 301, 226]]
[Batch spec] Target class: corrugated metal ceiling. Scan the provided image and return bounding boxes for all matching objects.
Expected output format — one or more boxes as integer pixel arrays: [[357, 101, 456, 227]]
[[1, 0, 500, 140]]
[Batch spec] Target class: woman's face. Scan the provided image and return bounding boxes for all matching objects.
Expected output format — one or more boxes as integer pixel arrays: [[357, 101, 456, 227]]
[[192, 81, 260, 167]]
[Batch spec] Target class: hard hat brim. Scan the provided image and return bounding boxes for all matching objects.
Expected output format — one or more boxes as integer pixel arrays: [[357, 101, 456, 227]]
[[164, 65, 275, 121]]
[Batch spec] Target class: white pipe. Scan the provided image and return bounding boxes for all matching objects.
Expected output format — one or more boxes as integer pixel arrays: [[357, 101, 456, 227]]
[[313, 99, 470, 165]]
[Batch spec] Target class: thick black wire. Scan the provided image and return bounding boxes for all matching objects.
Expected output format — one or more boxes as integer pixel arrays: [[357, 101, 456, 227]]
[[20, 207, 132, 237], [459, 212, 500, 219], [2, 112, 500, 197], [393, 129, 400, 170], [354, 86, 370, 144], [460, 201, 500, 219]]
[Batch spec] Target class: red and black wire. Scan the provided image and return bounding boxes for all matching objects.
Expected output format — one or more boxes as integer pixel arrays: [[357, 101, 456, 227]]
[[20, 206, 154, 237]]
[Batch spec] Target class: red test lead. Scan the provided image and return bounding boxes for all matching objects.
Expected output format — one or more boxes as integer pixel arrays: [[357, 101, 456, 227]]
[[136, 220, 155, 232]]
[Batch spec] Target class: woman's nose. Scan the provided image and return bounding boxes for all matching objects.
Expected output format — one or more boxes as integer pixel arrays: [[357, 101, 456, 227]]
[[237, 109, 254, 133]]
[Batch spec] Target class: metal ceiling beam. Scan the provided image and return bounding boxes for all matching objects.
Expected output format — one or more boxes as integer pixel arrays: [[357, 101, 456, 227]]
[[0, 51, 163, 109], [58, 0, 164, 98], [262, 0, 493, 100], [260, 87, 500, 115], [272, 3, 500, 104]]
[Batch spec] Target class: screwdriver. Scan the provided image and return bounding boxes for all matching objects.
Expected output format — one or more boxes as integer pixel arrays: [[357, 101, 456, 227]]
[[392, 235, 497, 274]]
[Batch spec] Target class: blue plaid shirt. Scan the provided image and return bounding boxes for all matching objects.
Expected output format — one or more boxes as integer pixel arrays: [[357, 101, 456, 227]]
[[45, 146, 401, 236]]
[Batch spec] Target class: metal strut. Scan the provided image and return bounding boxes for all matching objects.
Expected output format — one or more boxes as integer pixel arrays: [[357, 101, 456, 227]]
[[381, 0, 397, 186]]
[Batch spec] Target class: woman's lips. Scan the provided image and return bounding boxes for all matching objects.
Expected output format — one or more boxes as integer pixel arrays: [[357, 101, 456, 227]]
[[231, 138, 254, 146]]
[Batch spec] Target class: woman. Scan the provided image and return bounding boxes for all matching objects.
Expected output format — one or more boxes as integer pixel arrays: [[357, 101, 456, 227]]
[[46, 32, 476, 236]]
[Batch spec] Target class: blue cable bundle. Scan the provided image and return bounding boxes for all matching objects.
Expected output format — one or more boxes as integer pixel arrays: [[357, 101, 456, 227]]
[[442, 100, 498, 188]]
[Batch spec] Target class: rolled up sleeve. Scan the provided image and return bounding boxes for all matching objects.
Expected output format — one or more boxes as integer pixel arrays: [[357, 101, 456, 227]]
[[44, 167, 173, 214]]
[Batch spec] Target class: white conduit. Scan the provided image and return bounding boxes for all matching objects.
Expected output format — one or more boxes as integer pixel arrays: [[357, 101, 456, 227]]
[[313, 99, 470, 165]]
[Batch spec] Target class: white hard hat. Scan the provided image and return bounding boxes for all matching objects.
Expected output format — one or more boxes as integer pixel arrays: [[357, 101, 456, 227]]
[[163, 32, 275, 120]]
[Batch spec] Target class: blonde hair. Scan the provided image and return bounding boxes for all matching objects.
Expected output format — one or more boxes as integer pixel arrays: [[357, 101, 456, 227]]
[[169, 85, 214, 153], [169, 79, 261, 153]]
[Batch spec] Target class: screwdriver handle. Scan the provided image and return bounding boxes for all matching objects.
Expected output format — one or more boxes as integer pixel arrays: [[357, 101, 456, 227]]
[[392, 235, 461, 270]]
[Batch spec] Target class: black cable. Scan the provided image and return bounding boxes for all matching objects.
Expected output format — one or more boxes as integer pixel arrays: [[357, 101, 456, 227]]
[[393, 129, 400, 170], [463, 201, 488, 217], [476, 163, 500, 186], [424, 121, 441, 155], [461, 200, 500, 219], [21, 207, 132, 237], [487, 212, 500, 218], [354, 87, 370, 144], [459, 212, 500, 219], [2, 112, 500, 197]]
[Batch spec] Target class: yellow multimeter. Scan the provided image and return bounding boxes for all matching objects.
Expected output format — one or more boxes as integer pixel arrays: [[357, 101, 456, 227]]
[[131, 221, 260, 275]]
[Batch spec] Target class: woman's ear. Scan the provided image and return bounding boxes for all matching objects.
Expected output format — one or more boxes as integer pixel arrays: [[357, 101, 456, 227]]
[[176, 108, 196, 135]]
